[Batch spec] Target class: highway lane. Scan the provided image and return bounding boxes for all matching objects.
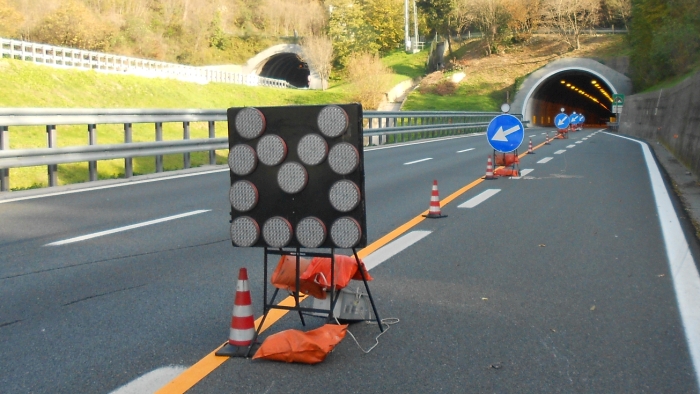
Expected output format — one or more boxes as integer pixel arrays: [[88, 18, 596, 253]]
[[2, 128, 699, 392], [1, 129, 514, 393], [190, 130, 699, 393]]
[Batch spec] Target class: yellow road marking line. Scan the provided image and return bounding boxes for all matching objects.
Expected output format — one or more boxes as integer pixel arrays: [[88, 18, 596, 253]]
[[157, 137, 550, 393]]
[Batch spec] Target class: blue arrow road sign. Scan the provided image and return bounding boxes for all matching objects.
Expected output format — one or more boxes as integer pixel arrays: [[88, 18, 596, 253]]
[[579, 115, 585, 124], [569, 114, 579, 124], [554, 113, 570, 129], [486, 114, 525, 153]]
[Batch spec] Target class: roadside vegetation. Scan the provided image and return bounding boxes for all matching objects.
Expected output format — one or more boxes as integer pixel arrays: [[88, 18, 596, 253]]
[[0, 0, 697, 190]]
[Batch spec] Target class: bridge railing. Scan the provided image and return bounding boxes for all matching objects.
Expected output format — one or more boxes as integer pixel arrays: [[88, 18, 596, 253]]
[[0, 108, 517, 192], [0, 37, 291, 88]]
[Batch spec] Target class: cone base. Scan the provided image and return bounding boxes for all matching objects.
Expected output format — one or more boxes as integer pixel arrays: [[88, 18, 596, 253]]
[[423, 213, 447, 219], [215, 342, 260, 358]]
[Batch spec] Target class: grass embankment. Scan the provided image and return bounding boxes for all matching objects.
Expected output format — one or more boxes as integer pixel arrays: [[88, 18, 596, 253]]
[[0, 61, 337, 189], [402, 34, 632, 111], [2, 48, 429, 190]]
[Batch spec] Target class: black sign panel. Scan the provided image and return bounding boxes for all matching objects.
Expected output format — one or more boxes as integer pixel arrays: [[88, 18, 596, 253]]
[[227, 104, 367, 249]]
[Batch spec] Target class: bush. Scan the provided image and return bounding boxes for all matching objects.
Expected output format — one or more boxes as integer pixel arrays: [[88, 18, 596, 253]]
[[346, 52, 392, 109]]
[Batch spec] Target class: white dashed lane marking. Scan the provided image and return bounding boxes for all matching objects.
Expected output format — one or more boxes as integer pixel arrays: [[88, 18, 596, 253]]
[[458, 189, 501, 208], [404, 158, 432, 165]]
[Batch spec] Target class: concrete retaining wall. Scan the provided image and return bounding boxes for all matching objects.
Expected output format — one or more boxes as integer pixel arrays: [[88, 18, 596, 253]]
[[619, 72, 700, 174]]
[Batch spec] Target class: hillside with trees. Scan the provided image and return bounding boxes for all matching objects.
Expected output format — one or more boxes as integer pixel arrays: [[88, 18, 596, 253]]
[[0, 0, 697, 92]]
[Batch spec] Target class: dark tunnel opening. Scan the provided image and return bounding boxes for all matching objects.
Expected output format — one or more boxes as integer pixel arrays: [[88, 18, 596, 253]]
[[258, 53, 310, 88], [529, 71, 615, 127]]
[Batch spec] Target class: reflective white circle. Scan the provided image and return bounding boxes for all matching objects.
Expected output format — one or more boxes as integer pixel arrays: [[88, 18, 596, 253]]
[[277, 162, 308, 194], [328, 142, 359, 175], [330, 217, 362, 248], [229, 181, 258, 212], [228, 144, 257, 176], [262, 216, 293, 248], [317, 105, 349, 138], [235, 107, 266, 139], [296, 217, 326, 248], [257, 134, 287, 166], [501, 103, 510, 113], [230, 216, 260, 247], [329, 180, 361, 212], [297, 133, 328, 166]]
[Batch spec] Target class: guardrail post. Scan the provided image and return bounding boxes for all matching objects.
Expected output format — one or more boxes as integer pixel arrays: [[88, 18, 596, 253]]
[[124, 123, 132, 178], [87, 124, 97, 182], [46, 125, 57, 186], [208, 121, 216, 165], [155, 122, 163, 173], [0, 126, 8, 191], [183, 121, 190, 169]]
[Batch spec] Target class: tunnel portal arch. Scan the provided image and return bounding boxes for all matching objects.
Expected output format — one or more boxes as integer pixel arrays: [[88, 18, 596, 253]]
[[244, 44, 323, 89], [511, 58, 632, 127]]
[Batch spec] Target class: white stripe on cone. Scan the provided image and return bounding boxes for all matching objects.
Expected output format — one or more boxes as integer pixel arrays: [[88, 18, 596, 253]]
[[232, 304, 253, 317], [229, 327, 255, 342]]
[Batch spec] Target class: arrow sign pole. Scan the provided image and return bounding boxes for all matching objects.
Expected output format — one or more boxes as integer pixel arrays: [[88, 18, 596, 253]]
[[492, 125, 521, 142]]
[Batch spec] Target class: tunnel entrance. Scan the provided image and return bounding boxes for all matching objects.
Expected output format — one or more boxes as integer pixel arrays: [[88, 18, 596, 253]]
[[511, 58, 632, 128], [528, 70, 614, 127], [258, 53, 310, 88]]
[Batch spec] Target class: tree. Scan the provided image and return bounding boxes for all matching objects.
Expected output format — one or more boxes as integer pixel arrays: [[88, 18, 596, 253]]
[[0, 0, 23, 38], [629, 0, 700, 89], [540, 0, 600, 50], [301, 34, 333, 89], [30, 0, 115, 51], [417, 0, 456, 55], [456, 0, 511, 55], [328, 0, 379, 68], [361, 0, 404, 53]]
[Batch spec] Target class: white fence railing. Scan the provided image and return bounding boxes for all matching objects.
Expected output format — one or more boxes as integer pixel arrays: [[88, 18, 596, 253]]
[[0, 37, 290, 88]]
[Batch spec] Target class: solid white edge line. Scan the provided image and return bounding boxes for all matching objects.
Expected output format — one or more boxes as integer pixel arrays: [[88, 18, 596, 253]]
[[363, 230, 432, 271], [45, 210, 211, 246], [404, 158, 432, 165], [458, 189, 501, 208], [606, 131, 700, 388], [0, 169, 229, 204], [537, 157, 553, 164]]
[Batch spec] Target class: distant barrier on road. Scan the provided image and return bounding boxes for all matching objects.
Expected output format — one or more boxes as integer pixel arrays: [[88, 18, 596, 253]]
[[0, 108, 523, 192], [0, 37, 290, 88]]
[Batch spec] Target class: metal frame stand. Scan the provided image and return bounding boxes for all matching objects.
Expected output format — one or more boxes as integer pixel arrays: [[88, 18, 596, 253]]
[[492, 149, 520, 176], [243, 247, 383, 357]]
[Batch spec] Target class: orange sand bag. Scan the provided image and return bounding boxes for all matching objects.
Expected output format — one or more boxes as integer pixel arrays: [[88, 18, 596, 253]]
[[252, 324, 348, 364], [270, 256, 326, 299], [299, 255, 373, 290]]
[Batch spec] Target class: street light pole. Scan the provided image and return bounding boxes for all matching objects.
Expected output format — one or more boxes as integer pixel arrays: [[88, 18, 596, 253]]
[[404, 0, 410, 52]]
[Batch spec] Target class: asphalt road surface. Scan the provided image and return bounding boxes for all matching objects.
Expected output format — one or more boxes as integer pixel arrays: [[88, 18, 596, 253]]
[[2, 128, 700, 393]]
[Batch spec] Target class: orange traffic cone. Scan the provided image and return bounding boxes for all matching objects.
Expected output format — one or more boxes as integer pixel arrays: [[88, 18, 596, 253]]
[[216, 268, 258, 357], [484, 155, 495, 180], [423, 180, 446, 218], [527, 138, 534, 154]]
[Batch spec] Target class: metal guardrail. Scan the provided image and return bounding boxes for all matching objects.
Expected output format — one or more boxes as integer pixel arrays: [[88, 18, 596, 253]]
[[0, 108, 516, 192], [0, 37, 291, 88]]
